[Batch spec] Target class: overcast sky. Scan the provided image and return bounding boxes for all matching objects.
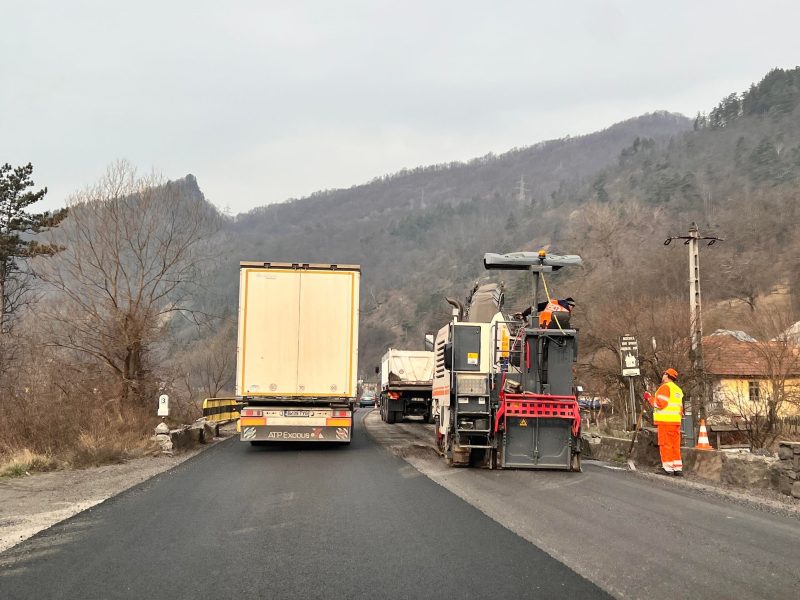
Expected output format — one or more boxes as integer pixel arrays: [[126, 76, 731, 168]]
[[3, 1, 799, 214]]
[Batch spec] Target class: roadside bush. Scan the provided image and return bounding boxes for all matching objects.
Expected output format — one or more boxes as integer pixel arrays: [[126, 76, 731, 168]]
[[0, 332, 163, 469], [0, 449, 60, 478]]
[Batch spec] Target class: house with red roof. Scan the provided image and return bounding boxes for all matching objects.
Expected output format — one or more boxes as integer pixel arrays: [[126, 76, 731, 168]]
[[704, 333, 800, 417]]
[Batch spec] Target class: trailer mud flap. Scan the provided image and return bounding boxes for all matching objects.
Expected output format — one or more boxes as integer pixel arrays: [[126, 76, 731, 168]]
[[241, 425, 351, 442], [502, 417, 571, 469]]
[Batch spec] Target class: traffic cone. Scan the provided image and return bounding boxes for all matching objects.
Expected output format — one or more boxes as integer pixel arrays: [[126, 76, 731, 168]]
[[696, 419, 713, 450]]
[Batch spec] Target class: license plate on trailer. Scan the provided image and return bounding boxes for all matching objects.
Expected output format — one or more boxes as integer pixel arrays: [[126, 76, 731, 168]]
[[284, 410, 311, 417]]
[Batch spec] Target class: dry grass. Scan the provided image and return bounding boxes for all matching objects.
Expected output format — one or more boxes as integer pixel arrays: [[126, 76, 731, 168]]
[[69, 430, 160, 468], [0, 382, 164, 471], [0, 449, 61, 478]]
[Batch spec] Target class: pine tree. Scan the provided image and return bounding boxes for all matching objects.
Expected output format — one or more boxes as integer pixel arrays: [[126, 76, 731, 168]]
[[0, 163, 66, 332]]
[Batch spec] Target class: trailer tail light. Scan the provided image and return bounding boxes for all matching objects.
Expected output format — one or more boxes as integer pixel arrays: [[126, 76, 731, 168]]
[[332, 409, 350, 417], [241, 408, 263, 417], [388, 392, 400, 400]]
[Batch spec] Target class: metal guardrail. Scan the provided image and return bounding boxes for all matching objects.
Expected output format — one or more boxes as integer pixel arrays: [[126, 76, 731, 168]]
[[202, 398, 244, 423]]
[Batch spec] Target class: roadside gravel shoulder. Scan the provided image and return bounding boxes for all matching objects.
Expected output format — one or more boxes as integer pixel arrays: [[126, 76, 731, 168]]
[[0, 425, 236, 553], [631, 468, 800, 519]]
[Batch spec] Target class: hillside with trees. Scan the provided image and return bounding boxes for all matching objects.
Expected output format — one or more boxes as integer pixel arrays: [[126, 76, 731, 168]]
[[5, 66, 800, 467], [555, 67, 800, 424], [214, 111, 692, 367]]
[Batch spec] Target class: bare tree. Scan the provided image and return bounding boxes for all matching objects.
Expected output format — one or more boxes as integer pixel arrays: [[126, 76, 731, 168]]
[[579, 295, 693, 426], [747, 311, 800, 436], [175, 318, 237, 402], [710, 309, 800, 448], [39, 161, 219, 406]]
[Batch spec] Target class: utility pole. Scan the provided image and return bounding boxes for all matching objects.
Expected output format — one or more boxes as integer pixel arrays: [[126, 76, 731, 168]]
[[516, 175, 528, 204], [664, 222, 723, 425]]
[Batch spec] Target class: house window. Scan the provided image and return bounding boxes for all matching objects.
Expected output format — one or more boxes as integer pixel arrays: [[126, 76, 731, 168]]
[[748, 381, 760, 402]]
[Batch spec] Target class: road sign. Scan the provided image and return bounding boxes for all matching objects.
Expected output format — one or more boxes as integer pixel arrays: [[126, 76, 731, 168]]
[[619, 335, 640, 377], [157, 394, 169, 417]]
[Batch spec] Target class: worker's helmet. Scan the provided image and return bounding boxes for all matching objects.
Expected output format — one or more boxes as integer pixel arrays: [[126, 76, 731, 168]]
[[664, 368, 679, 381]]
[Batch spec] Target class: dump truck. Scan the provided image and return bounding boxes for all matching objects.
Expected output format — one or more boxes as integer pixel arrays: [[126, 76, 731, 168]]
[[378, 349, 435, 424], [235, 261, 360, 444], [433, 253, 583, 470]]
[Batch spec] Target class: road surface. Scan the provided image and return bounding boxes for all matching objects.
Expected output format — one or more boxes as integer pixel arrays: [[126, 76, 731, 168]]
[[368, 413, 800, 600], [0, 411, 608, 600]]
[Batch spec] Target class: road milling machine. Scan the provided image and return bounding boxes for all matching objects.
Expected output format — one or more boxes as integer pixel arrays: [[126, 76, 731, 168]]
[[432, 251, 583, 471]]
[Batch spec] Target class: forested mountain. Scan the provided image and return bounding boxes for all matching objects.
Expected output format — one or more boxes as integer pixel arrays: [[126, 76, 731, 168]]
[[561, 67, 800, 313], [204, 111, 692, 371], [129, 67, 800, 388]]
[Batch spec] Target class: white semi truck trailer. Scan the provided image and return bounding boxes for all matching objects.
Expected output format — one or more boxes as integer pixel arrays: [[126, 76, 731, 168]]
[[236, 262, 360, 444]]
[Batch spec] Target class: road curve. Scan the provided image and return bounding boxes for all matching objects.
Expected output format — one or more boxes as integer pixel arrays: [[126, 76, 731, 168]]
[[0, 410, 609, 600]]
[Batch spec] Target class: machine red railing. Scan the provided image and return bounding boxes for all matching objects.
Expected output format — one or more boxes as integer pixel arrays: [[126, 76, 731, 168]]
[[494, 391, 581, 437]]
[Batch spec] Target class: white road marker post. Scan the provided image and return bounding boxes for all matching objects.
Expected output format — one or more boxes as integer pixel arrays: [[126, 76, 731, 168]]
[[154, 394, 172, 454]]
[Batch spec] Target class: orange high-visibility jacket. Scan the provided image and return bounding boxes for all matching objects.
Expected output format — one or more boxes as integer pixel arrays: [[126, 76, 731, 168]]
[[651, 381, 683, 424], [538, 299, 569, 328]]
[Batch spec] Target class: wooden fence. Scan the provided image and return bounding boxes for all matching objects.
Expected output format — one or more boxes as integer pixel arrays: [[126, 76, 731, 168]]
[[776, 416, 800, 434]]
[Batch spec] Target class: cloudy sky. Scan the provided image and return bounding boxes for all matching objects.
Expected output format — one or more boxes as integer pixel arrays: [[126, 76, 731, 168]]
[[4, 1, 799, 213]]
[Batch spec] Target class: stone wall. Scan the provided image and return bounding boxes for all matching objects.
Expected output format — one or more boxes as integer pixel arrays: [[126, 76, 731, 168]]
[[583, 433, 790, 496], [775, 441, 800, 499], [152, 419, 219, 455], [581, 429, 661, 466]]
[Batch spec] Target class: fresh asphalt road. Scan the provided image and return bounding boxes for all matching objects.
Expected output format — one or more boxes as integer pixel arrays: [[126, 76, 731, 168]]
[[371, 415, 800, 600], [0, 411, 610, 600]]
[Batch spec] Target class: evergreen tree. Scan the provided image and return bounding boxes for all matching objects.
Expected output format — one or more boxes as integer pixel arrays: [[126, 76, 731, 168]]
[[0, 163, 66, 332]]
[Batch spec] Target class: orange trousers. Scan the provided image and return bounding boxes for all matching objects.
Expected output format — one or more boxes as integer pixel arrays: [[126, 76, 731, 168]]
[[656, 423, 682, 472]]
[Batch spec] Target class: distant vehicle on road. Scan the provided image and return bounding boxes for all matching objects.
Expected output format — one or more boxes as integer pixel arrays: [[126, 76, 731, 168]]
[[578, 396, 603, 410], [359, 392, 376, 408], [378, 349, 434, 424]]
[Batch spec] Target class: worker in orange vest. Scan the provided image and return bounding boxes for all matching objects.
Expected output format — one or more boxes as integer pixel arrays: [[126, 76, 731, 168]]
[[644, 368, 684, 476]]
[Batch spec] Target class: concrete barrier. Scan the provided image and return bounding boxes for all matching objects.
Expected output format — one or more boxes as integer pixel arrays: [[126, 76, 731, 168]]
[[682, 448, 723, 482], [720, 451, 776, 489], [152, 419, 219, 455], [583, 433, 777, 492]]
